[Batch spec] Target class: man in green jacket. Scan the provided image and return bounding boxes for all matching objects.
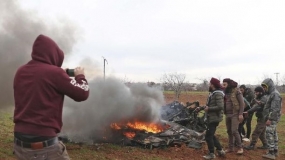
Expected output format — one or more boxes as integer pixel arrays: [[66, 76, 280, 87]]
[[203, 77, 225, 159]]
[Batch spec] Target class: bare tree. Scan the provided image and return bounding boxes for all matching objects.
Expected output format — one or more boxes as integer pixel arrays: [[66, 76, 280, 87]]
[[195, 77, 209, 91], [161, 72, 186, 100]]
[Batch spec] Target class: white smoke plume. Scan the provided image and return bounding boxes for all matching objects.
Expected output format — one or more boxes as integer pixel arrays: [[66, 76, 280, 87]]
[[62, 77, 165, 142], [0, 0, 79, 108]]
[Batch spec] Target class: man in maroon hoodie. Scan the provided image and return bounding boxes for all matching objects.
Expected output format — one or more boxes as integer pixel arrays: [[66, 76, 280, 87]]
[[13, 34, 89, 160]]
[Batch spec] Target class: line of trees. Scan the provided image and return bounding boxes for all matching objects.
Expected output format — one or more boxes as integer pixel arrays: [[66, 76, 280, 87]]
[[160, 73, 285, 100], [123, 72, 285, 100]]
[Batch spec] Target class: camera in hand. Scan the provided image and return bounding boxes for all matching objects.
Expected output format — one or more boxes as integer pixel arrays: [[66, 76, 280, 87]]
[[66, 69, 75, 77]]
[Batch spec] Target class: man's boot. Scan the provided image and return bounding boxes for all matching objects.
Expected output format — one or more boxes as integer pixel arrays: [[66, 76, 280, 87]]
[[203, 153, 216, 159], [274, 149, 278, 157], [262, 150, 276, 160], [257, 144, 269, 149], [244, 143, 255, 150], [217, 149, 225, 157]]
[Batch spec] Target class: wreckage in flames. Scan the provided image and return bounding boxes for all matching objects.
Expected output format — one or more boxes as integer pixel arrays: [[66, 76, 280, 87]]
[[61, 101, 206, 149], [107, 119, 204, 149]]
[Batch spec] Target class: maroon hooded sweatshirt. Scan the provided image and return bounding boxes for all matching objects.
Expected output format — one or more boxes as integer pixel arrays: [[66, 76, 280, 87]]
[[13, 35, 89, 137]]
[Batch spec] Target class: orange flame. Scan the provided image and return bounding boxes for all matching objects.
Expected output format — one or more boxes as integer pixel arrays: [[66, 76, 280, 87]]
[[123, 132, 136, 138], [126, 121, 166, 133], [110, 121, 169, 134], [110, 121, 170, 139]]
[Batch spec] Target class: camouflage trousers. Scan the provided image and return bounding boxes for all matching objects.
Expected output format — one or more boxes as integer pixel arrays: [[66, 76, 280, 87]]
[[251, 119, 267, 146], [265, 121, 278, 151]]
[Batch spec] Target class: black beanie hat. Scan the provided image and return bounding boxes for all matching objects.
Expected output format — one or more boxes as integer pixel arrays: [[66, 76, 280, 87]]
[[223, 78, 231, 83], [254, 86, 264, 93], [240, 85, 246, 89]]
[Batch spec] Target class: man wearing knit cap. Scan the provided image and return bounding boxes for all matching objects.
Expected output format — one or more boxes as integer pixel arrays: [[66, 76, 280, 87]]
[[244, 86, 268, 150], [222, 78, 245, 155], [202, 78, 225, 159]]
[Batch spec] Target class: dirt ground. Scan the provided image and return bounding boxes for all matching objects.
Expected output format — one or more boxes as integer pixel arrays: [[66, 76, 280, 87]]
[[157, 92, 285, 160]]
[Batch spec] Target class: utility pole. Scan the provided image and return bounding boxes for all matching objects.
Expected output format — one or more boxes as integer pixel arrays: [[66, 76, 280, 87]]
[[274, 72, 279, 86], [102, 56, 108, 80]]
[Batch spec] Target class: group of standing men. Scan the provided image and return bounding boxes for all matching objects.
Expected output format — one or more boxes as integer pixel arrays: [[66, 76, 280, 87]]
[[203, 77, 282, 160]]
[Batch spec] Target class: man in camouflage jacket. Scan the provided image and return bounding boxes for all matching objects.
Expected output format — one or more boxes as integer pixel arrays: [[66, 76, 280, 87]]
[[261, 78, 282, 160], [244, 86, 268, 150]]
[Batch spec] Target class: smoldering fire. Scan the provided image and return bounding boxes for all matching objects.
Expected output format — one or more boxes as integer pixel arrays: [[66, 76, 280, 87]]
[[61, 77, 165, 142]]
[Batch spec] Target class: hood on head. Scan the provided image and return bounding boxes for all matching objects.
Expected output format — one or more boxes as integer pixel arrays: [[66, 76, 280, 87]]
[[31, 34, 64, 67], [261, 78, 275, 94]]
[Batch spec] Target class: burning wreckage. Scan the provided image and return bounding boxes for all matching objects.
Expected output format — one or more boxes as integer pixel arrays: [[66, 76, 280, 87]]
[[60, 101, 207, 149]]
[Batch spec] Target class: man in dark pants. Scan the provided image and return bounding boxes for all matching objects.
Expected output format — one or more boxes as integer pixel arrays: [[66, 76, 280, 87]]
[[244, 86, 268, 150], [13, 35, 90, 160], [203, 78, 225, 159], [239, 85, 255, 141], [223, 78, 244, 155]]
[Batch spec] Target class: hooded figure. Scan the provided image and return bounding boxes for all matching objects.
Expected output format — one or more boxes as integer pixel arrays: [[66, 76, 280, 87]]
[[261, 78, 282, 122], [13, 35, 89, 160], [261, 78, 282, 159]]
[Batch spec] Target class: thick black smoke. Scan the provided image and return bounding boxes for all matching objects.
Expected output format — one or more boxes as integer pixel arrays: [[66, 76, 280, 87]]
[[0, 0, 79, 108], [62, 77, 165, 142]]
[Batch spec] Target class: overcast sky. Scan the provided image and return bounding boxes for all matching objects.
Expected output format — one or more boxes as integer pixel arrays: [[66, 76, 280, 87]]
[[18, 0, 285, 84]]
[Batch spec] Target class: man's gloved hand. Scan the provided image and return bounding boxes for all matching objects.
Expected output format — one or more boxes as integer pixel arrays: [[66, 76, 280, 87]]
[[186, 102, 191, 106]]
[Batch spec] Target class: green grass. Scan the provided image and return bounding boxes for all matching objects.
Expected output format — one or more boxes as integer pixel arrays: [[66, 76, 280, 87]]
[[277, 115, 285, 150], [0, 111, 15, 160]]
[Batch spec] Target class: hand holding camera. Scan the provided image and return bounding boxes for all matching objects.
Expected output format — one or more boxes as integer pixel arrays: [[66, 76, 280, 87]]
[[66, 67, 85, 77]]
